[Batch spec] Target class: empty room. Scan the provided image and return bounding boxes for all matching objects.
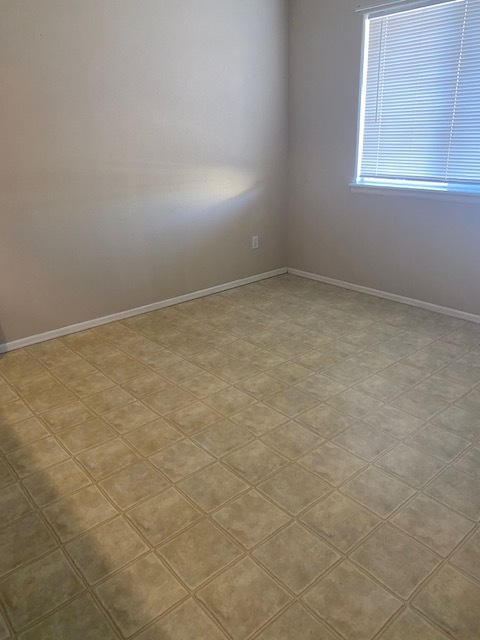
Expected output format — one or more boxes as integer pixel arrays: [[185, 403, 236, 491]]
[[1, 1, 480, 639]]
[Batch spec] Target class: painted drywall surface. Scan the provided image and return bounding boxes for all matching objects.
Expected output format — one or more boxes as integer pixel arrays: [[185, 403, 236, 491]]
[[288, 0, 480, 316], [0, 0, 288, 342]]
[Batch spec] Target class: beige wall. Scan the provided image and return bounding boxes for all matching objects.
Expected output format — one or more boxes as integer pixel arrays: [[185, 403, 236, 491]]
[[289, 0, 480, 316], [0, 0, 288, 343]]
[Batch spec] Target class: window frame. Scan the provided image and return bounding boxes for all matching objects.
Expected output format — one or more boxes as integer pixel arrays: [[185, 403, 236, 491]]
[[351, 0, 480, 202]]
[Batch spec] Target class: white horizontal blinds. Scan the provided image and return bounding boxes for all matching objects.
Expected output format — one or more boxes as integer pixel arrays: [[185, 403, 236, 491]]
[[359, 0, 480, 187], [446, 0, 480, 182]]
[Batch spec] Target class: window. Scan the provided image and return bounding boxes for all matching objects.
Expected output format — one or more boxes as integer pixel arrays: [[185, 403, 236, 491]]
[[354, 0, 480, 196]]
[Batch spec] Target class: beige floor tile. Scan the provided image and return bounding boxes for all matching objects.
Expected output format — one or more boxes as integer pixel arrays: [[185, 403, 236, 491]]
[[0, 416, 49, 453], [0, 512, 56, 577], [124, 418, 183, 456], [145, 387, 195, 416], [333, 422, 397, 462], [17, 593, 116, 640], [415, 375, 470, 403], [76, 438, 140, 479], [103, 360, 150, 383], [122, 372, 172, 398], [224, 441, 287, 484], [198, 557, 291, 640], [150, 440, 214, 482], [66, 516, 148, 584], [269, 339, 313, 360], [0, 459, 14, 489], [453, 444, 480, 478], [127, 487, 202, 545], [405, 424, 470, 463], [102, 400, 158, 434], [179, 463, 248, 512], [231, 402, 287, 436], [40, 401, 93, 433], [259, 464, 330, 515], [298, 404, 354, 437], [66, 372, 115, 398], [12, 371, 58, 397], [190, 349, 233, 371], [2, 359, 46, 383], [56, 418, 115, 454], [323, 361, 373, 386], [219, 339, 258, 359], [292, 349, 340, 372], [326, 389, 382, 419], [295, 373, 347, 401], [160, 360, 204, 383], [379, 362, 430, 387], [194, 419, 252, 457], [371, 337, 418, 359], [253, 522, 339, 594], [451, 528, 480, 581], [36, 348, 82, 370], [0, 550, 84, 631], [242, 348, 287, 371], [379, 608, 449, 639], [1, 400, 33, 425], [440, 360, 480, 387], [454, 388, 480, 414], [341, 467, 415, 518], [22, 458, 90, 506], [351, 524, 440, 598], [413, 565, 480, 640], [202, 387, 256, 416], [376, 443, 445, 489], [87, 347, 131, 370], [354, 374, 408, 402], [303, 561, 401, 640], [159, 519, 242, 589], [364, 404, 424, 439], [100, 461, 168, 509], [179, 372, 229, 398], [433, 405, 480, 441], [392, 494, 473, 557], [136, 598, 227, 640], [262, 421, 322, 459], [424, 467, 480, 520], [95, 553, 187, 638], [166, 401, 220, 435], [268, 362, 313, 386], [320, 340, 362, 358], [236, 373, 288, 399], [255, 602, 336, 640], [24, 387, 76, 413], [7, 436, 68, 478], [301, 492, 380, 552], [83, 386, 134, 415], [43, 484, 117, 541], [213, 490, 290, 549], [391, 389, 448, 421], [299, 442, 366, 486], [402, 349, 457, 374], [213, 360, 260, 383], [266, 388, 318, 418]]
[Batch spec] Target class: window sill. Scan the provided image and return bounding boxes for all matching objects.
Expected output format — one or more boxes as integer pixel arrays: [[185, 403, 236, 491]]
[[350, 182, 480, 205]]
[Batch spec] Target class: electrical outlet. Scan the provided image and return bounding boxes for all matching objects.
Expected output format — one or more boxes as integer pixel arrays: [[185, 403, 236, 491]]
[[252, 236, 259, 250]]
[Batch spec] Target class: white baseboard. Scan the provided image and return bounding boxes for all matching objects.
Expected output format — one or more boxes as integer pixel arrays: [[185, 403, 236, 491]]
[[3, 265, 478, 354], [288, 268, 480, 324], [0, 268, 288, 354]]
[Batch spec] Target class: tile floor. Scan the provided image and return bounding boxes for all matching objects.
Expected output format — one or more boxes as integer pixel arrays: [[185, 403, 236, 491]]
[[1, 274, 480, 639]]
